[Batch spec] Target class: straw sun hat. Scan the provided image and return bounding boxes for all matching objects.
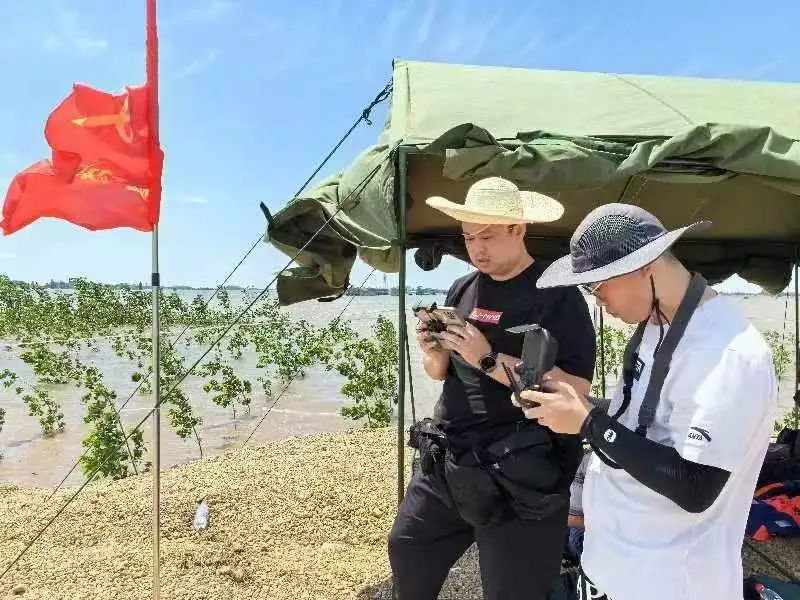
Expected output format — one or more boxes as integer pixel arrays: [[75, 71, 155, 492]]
[[425, 176, 564, 225]]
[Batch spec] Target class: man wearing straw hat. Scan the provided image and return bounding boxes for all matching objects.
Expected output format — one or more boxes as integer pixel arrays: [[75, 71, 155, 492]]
[[518, 204, 778, 599], [387, 177, 596, 599]]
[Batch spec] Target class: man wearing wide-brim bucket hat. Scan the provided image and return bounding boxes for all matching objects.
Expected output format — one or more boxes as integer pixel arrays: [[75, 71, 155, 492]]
[[517, 203, 778, 600], [388, 176, 597, 600]]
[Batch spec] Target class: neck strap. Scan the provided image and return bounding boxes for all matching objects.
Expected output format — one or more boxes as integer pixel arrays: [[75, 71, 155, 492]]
[[632, 272, 708, 435], [592, 272, 709, 469]]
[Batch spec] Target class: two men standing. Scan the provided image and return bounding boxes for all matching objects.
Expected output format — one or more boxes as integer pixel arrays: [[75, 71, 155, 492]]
[[388, 177, 777, 600]]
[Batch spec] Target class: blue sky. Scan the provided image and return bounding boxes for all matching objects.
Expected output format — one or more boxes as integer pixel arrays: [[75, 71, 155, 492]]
[[0, 0, 797, 293]]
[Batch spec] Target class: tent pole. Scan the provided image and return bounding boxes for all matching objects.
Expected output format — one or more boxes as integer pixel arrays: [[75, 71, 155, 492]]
[[396, 147, 408, 506]]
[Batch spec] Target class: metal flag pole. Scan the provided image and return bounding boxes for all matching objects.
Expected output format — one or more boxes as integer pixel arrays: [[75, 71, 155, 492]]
[[145, 0, 162, 597], [151, 227, 161, 600]]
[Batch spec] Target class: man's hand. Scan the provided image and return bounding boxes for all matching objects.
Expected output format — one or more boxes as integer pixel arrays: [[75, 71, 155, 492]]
[[541, 366, 591, 396], [415, 315, 453, 355], [415, 315, 453, 381], [516, 380, 593, 434], [416, 323, 441, 355], [437, 323, 491, 367]]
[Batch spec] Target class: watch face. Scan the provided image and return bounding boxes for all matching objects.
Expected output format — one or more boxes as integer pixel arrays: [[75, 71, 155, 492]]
[[480, 354, 496, 371]]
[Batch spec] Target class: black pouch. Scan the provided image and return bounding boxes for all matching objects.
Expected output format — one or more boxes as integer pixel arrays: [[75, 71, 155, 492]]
[[485, 426, 567, 520], [443, 446, 505, 527], [546, 567, 579, 600], [408, 418, 448, 474], [408, 418, 453, 506]]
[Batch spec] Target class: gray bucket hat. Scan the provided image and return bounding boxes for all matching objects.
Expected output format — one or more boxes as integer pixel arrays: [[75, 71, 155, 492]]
[[537, 203, 711, 289]]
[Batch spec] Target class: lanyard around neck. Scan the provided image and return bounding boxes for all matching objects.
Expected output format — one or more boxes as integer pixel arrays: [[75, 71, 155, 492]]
[[592, 272, 708, 469]]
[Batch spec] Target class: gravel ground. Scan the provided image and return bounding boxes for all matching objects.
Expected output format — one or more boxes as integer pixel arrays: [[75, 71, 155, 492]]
[[369, 544, 483, 600], [1, 428, 401, 600], [1, 426, 797, 600], [370, 539, 800, 599]]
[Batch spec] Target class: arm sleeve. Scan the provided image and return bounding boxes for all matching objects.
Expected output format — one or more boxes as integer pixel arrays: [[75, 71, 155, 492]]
[[587, 395, 611, 412], [545, 288, 596, 381], [581, 408, 731, 513]]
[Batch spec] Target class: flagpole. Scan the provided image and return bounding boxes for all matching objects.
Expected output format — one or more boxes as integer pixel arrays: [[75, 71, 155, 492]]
[[145, 0, 162, 599], [151, 227, 161, 600]]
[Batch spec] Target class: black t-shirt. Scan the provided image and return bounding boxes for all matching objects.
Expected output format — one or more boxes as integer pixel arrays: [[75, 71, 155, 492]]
[[434, 261, 597, 433]]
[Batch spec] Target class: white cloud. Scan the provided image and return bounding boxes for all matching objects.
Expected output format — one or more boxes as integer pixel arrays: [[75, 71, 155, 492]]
[[416, 2, 437, 48], [184, 0, 237, 23], [0, 253, 17, 260], [0, 152, 21, 167], [546, 19, 601, 57], [40, 8, 108, 57], [426, 4, 505, 62], [160, 0, 237, 33], [459, 8, 505, 62], [42, 34, 61, 52], [173, 49, 220, 80], [747, 55, 791, 80], [672, 58, 713, 78], [382, 1, 414, 47], [75, 37, 109, 54]]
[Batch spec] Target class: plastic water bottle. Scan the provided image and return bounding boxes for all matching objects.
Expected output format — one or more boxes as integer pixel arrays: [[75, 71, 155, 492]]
[[193, 499, 209, 531], [755, 583, 784, 600]]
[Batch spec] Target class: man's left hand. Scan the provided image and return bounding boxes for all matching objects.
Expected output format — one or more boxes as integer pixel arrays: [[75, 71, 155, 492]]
[[437, 323, 491, 368], [518, 381, 593, 434]]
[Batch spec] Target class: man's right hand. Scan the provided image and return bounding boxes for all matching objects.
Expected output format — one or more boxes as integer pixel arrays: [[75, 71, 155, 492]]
[[416, 320, 446, 354], [416, 315, 451, 380]]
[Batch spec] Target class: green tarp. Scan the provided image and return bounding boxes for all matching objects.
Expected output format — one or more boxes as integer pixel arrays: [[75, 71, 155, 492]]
[[266, 60, 800, 304]]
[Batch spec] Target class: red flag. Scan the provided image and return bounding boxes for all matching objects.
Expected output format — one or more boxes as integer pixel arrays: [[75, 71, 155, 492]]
[[1, 83, 162, 235]]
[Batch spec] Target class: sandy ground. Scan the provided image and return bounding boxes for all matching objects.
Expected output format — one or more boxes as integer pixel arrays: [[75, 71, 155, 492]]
[[0, 428, 399, 600], [1, 427, 798, 600]]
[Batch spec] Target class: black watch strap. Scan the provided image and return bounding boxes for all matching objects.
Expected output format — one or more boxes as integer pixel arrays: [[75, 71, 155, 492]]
[[479, 351, 498, 373]]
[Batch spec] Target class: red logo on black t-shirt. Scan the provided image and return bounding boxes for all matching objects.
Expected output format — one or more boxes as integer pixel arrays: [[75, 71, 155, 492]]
[[469, 307, 503, 325]]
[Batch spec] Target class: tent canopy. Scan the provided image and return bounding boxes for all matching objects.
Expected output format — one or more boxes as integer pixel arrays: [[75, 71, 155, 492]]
[[266, 60, 800, 304]]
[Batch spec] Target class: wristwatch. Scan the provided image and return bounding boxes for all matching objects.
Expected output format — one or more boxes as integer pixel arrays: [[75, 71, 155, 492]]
[[479, 351, 499, 374]]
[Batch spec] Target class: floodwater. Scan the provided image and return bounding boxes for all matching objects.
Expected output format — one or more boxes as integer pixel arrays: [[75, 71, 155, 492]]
[[0, 291, 796, 489]]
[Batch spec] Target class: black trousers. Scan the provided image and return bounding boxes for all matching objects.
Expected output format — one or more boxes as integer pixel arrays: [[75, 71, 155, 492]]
[[388, 471, 568, 600]]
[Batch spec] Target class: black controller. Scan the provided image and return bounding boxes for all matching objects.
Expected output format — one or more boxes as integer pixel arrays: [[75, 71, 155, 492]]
[[501, 324, 559, 409]]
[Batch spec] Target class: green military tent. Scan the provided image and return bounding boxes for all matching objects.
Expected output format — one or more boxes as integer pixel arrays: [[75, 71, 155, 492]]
[[264, 59, 800, 500], [266, 59, 800, 306]]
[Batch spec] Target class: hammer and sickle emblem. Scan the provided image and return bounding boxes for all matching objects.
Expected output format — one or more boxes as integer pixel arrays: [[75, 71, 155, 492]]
[[71, 95, 134, 143]]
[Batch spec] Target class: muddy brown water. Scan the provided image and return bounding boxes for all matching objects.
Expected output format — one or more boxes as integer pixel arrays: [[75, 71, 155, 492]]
[[0, 292, 796, 488]]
